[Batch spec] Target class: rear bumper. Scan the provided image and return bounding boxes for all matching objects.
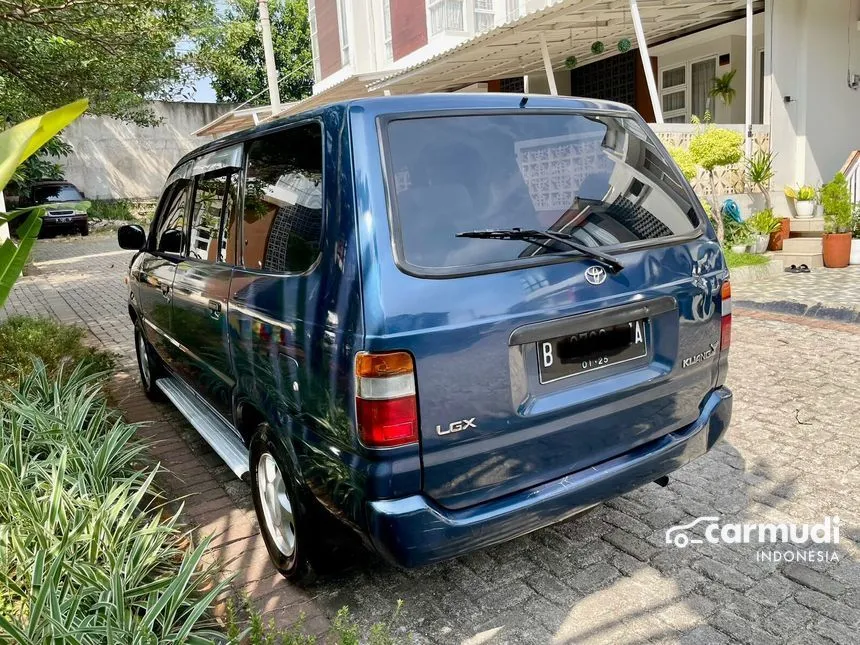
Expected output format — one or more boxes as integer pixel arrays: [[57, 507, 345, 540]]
[[366, 386, 732, 567]]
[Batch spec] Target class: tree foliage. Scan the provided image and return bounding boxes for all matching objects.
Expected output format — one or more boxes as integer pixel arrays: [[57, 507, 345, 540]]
[[688, 125, 744, 243], [195, 0, 313, 105], [0, 0, 214, 125]]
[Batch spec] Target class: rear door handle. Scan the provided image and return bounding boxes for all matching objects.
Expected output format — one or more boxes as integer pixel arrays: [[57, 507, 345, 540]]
[[208, 299, 222, 319]]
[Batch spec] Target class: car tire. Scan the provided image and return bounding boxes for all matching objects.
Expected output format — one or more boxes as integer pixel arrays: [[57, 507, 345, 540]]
[[80, 224, 89, 236], [250, 424, 318, 584], [134, 323, 164, 401]]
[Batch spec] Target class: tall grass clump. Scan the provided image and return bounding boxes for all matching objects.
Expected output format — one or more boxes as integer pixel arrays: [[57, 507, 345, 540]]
[[0, 361, 229, 643], [0, 316, 114, 391]]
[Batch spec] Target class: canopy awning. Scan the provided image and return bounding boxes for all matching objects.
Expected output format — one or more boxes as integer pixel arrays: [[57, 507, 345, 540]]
[[370, 0, 757, 94], [192, 105, 286, 138]]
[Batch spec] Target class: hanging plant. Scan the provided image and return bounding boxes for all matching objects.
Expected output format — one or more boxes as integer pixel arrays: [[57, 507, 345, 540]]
[[564, 55, 578, 70], [709, 69, 738, 105], [591, 41, 605, 55], [618, 38, 632, 53]]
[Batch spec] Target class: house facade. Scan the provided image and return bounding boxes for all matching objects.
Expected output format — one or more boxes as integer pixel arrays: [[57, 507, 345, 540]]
[[296, 0, 860, 198]]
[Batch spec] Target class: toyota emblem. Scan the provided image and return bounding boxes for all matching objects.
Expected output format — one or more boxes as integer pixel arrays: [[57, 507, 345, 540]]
[[584, 266, 607, 286]]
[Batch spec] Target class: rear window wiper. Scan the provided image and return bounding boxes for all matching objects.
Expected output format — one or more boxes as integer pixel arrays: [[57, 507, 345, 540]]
[[456, 228, 625, 273]]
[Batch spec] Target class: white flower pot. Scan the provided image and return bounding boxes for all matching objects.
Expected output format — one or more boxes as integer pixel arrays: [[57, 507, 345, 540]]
[[752, 234, 770, 254], [730, 244, 748, 254], [795, 200, 815, 218], [850, 238, 860, 265]]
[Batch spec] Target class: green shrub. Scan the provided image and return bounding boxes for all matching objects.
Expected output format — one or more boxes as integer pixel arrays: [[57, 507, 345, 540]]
[[0, 316, 114, 390], [87, 198, 134, 221], [688, 125, 744, 243], [0, 361, 229, 642], [820, 172, 854, 233], [668, 146, 697, 182], [746, 209, 781, 235]]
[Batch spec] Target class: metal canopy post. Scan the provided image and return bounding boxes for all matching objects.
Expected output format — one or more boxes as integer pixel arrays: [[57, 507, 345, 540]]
[[744, 0, 754, 157], [539, 33, 558, 96], [258, 0, 281, 113], [629, 0, 663, 123]]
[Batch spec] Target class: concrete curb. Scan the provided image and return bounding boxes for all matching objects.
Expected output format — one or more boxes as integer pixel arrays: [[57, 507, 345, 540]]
[[734, 299, 860, 324], [728, 258, 783, 285]]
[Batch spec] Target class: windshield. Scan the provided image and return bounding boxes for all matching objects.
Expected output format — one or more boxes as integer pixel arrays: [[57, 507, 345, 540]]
[[384, 113, 700, 272], [32, 185, 84, 204]]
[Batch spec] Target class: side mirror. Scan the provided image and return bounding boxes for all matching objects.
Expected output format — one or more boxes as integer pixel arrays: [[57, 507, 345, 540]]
[[159, 229, 184, 253], [118, 224, 146, 250]]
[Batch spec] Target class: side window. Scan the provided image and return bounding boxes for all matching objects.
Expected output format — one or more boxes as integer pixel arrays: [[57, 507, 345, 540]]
[[153, 180, 190, 254], [242, 123, 323, 273], [188, 172, 232, 261]]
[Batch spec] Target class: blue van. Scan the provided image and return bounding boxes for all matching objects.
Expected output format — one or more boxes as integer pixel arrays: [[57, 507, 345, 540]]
[[118, 94, 733, 581]]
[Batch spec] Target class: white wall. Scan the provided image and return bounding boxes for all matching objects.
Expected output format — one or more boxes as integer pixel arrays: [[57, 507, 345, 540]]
[[59, 102, 234, 200], [651, 15, 765, 125], [769, 0, 860, 188]]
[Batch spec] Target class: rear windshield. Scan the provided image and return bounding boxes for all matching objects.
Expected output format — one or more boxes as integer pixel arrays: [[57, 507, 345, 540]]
[[384, 113, 700, 273]]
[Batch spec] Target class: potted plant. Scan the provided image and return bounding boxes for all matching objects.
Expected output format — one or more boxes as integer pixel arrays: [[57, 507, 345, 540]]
[[709, 69, 737, 106], [784, 185, 817, 218], [746, 209, 781, 254], [819, 172, 854, 268], [724, 216, 750, 254], [851, 204, 860, 265]]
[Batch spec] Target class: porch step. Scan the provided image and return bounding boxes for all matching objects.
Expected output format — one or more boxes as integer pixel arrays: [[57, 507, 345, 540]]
[[782, 237, 823, 254], [156, 377, 249, 480], [789, 217, 824, 234], [778, 252, 824, 269]]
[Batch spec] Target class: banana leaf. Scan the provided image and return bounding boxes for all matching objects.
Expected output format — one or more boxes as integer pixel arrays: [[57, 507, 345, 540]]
[[0, 207, 43, 309], [0, 99, 88, 192]]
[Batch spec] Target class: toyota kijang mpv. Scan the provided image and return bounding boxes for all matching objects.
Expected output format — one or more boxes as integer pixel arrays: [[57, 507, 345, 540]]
[[118, 94, 733, 581]]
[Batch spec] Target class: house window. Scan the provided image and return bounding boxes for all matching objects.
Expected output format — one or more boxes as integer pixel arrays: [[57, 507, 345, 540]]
[[336, 0, 350, 65], [308, 0, 321, 80], [505, 0, 522, 21], [690, 59, 716, 121], [661, 66, 687, 123], [428, 0, 464, 36], [383, 0, 393, 62], [660, 58, 718, 123], [475, 0, 495, 32]]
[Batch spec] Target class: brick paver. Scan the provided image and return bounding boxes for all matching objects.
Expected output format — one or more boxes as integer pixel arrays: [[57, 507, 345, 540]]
[[2, 236, 858, 644], [733, 265, 860, 323]]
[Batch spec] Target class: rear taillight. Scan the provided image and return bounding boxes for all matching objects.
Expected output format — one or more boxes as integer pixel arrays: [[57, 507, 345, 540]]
[[720, 280, 732, 351], [355, 351, 418, 448]]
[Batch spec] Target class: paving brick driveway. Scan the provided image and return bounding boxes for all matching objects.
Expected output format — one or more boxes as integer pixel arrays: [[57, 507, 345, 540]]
[[4, 235, 859, 644]]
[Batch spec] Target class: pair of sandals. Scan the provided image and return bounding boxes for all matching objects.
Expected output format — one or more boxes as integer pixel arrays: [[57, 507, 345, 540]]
[[785, 264, 811, 273]]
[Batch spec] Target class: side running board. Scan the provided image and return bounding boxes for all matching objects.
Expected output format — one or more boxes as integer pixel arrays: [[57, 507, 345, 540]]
[[156, 377, 249, 480]]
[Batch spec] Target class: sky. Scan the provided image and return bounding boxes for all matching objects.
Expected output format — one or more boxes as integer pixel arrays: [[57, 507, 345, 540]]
[[191, 77, 219, 103]]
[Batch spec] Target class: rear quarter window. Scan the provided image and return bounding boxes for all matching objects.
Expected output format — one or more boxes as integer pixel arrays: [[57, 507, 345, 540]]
[[383, 112, 700, 274]]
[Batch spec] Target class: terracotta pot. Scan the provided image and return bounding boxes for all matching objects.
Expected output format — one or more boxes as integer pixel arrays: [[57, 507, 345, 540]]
[[822, 232, 852, 268], [768, 218, 791, 251]]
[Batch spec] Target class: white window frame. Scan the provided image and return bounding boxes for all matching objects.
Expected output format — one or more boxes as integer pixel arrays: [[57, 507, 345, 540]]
[[383, 0, 393, 62], [336, 0, 350, 66], [505, 0, 523, 22], [474, 0, 495, 33], [659, 55, 719, 123], [427, 0, 466, 37], [660, 64, 687, 123], [308, 0, 321, 81]]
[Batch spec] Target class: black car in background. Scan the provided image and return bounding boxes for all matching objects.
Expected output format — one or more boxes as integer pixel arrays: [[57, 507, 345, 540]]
[[17, 180, 89, 236]]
